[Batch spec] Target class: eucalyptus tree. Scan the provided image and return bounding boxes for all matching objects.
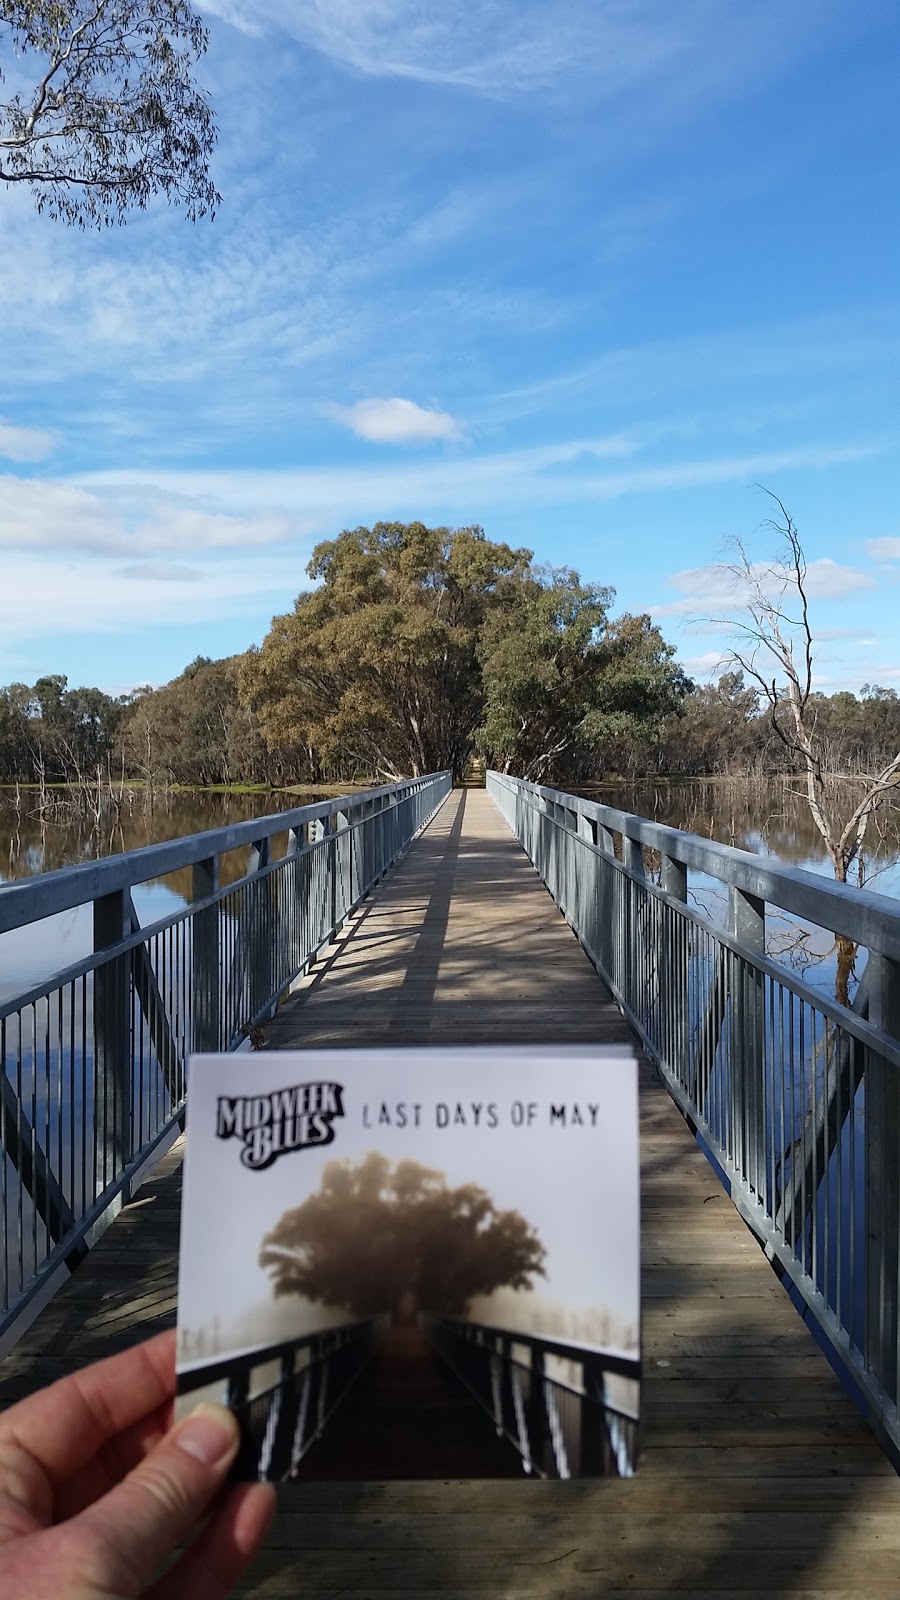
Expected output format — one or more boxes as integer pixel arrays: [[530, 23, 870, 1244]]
[[477, 569, 691, 783], [0, 0, 218, 225], [240, 523, 533, 783]]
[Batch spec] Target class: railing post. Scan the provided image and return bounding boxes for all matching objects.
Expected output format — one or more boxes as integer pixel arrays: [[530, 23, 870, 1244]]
[[92, 889, 132, 1197], [660, 855, 687, 902], [248, 837, 273, 1022], [191, 856, 220, 1053], [527, 1343, 549, 1475], [865, 952, 900, 1400], [623, 835, 644, 877], [330, 810, 352, 931], [660, 854, 688, 1083], [728, 886, 766, 1198]]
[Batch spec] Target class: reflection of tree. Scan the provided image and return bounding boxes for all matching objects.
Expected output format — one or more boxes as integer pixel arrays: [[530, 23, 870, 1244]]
[[259, 1153, 546, 1320]]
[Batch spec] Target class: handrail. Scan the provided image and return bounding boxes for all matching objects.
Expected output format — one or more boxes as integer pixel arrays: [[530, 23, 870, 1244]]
[[0, 777, 442, 935], [0, 772, 452, 1343], [429, 1313, 641, 1380], [487, 769, 900, 1466], [177, 1315, 380, 1395], [178, 1316, 388, 1481], [421, 1313, 640, 1477], [497, 774, 900, 960]]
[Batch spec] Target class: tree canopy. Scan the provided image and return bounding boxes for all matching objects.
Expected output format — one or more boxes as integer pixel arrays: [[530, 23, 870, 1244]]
[[259, 1153, 546, 1320], [240, 522, 689, 785], [478, 569, 691, 781], [0, 0, 218, 225]]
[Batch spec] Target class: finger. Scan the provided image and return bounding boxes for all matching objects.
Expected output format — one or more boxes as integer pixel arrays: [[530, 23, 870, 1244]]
[[0, 1330, 176, 1487], [146, 1482, 277, 1600], [73, 1402, 241, 1596], [53, 1399, 172, 1522]]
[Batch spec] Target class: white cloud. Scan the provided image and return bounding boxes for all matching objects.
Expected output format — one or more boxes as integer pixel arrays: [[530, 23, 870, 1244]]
[[0, 476, 301, 556], [325, 397, 463, 445], [0, 420, 55, 463], [0, 553, 314, 646], [865, 538, 900, 561], [803, 558, 875, 599], [655, 553, 874, 619], [681, 650, 724, 678]]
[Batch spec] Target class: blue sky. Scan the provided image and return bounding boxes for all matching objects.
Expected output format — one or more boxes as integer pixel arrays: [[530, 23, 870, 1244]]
[[0, 0, 898, 695]]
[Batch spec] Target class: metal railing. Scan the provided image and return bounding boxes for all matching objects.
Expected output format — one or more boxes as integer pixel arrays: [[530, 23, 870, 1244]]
[[487, 769, 900, 1460], [177, 1317, 386, 1481], [0, 773, 451, 1338], [421, 1314, 640, 1477]]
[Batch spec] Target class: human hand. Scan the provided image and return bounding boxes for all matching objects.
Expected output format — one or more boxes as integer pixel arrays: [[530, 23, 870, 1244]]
[[0, 1328, 276, 1599]]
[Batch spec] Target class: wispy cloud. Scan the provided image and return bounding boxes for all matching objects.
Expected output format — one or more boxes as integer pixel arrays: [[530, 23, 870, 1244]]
[[865, 538, 900, 561], [324, 397, 463, 444], [117, 563, 204, 583], [201, 0, 828, 109], [61, 437, 881, 550], [0, 419, 55, 463]]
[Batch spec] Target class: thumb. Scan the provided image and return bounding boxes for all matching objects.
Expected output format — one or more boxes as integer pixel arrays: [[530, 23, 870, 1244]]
[[75, 1403, 241, 1596]]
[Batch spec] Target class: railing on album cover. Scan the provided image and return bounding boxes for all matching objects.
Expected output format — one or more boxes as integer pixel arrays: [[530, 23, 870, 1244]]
[[421, 1313, 640, 1478], [177, 1316, 387, 1481], [0, 773, 452, 1339], [486, 768, 900, 1462]]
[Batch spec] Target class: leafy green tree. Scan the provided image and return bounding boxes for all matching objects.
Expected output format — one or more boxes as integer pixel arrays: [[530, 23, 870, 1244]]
[[116, 654, 273, 786], [0, 0, 218, 225], [477, 567, 690, 782], [241, 523, 532, 783], [652, 671, 763, 777], [260, 1154, 546, 1321]]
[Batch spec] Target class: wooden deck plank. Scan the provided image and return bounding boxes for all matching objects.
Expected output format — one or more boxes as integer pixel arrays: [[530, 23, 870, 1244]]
[[1, 787, 898, 1594]]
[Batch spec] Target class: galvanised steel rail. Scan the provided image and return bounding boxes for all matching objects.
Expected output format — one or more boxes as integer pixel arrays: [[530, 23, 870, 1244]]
[[487, 770, 900, 1461], [421, 1314, 640, 1478], [0, 773, 451, 1339]]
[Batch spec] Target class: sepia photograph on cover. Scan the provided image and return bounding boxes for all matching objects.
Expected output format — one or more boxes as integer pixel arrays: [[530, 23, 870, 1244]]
[[176, 1045, 640, 1481]]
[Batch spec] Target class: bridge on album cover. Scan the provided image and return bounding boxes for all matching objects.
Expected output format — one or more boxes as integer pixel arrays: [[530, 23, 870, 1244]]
[[3, 773, 900, 1594]]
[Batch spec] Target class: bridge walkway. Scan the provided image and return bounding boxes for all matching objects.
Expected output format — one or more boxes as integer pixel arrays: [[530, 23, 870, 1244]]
[[1, 788, 898, 1595]]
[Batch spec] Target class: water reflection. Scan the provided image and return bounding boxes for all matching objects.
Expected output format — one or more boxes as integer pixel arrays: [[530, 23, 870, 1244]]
[[0, 787, 330, 1003]]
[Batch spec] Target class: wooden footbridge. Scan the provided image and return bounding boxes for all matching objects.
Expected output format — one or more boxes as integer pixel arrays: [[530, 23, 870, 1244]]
[[3, 775, 900, 1595]]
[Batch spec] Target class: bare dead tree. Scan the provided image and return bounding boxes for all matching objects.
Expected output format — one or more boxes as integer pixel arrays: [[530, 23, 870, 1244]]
[[709, 491, 900, 886]]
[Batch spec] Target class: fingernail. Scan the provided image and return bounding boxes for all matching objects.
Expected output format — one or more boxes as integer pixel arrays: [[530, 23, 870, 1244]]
[[175, 1403, 239, 1465]]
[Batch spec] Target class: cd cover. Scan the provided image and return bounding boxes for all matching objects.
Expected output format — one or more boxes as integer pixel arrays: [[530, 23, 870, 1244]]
[[176, 1046, 640, 1480]]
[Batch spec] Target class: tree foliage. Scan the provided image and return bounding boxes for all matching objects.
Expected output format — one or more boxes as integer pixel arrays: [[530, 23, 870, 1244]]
[[477, 568, 690, 781], [241, 523, 533, 783], [0, 0, 218, 225], [259, 1153, 546, 1320], [241, 523, 689, 785], [0, 671, 124, 779], [115, 654, 275, 787]]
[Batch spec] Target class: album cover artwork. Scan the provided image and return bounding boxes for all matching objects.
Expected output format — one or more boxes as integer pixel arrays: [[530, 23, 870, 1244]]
[[175, 1046, 640, 1481]]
